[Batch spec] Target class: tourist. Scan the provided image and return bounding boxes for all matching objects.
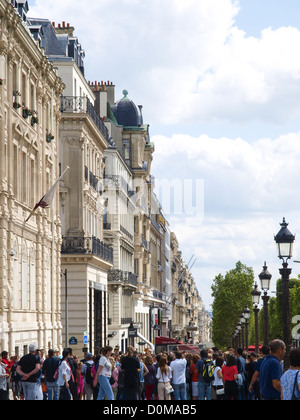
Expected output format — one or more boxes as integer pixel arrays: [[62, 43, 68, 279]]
[[222, 354, 239, 400], [280, 348, 300, 400], [57, 349, 73, 400], [248, 345, 269, 397], [93, 346, 114, 400], [194, 349, 213, 400], [16, 344, 41, 400], [212, 356, 224, 400], [121, 346, 140, 400], [81, 352, 94, 400], [259, 339, 285, 401], [156, 355, 172, 400], [144, 354, 156, 400], [170, 351, 187, 400], [42, 349, 60, 400], [190, 354, 200, 400]]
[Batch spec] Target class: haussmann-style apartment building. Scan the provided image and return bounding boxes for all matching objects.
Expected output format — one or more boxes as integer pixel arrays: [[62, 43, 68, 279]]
[[0, 1, 212, 356]]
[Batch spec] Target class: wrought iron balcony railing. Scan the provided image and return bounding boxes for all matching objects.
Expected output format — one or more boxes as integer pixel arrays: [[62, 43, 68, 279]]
[[60, 96, 110, 143], [61, 236, 113, 264]]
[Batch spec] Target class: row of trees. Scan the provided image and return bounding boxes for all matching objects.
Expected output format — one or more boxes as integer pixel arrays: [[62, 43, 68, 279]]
[[211, 261, 300, 350]]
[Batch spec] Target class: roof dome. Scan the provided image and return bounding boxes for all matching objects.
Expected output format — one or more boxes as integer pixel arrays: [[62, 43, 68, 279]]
[[111, 90, 143, 127]]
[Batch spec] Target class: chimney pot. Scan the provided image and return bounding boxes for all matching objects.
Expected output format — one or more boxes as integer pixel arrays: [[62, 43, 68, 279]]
[[63, 21, 65, 27]]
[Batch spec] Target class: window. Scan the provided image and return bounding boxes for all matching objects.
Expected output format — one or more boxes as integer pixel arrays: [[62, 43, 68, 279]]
[[122, 139, 130, 162]]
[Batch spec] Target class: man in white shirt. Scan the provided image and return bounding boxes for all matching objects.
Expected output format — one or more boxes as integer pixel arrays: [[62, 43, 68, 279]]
[[170, 351, 187, 400]]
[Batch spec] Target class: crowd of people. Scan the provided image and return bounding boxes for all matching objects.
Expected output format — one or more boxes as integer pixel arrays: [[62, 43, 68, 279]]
[[1, 339, 300, 401]]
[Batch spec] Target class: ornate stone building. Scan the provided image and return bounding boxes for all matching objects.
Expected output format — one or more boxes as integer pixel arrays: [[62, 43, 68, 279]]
[[25, 19, 114, 354], [0, 0, 64, 355]]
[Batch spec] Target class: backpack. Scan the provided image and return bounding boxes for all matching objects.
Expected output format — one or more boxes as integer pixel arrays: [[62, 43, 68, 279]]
[[202, 359, 215, 383], [85, 362, 93, 385]]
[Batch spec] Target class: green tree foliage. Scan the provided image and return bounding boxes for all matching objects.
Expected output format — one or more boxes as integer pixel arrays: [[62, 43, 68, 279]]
[[211, 261, 254, 349]]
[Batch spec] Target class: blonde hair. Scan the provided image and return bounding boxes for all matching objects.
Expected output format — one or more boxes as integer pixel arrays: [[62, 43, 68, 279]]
[[127, 345, 134, 358]]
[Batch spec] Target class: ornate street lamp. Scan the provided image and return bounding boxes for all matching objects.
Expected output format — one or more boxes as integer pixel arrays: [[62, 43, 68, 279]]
[[259, 262, 272, 346], [239, 313, 245, 350], [243, 306, 251, 352], [251, 283, 261, 353], [274, 218, 295, 370]]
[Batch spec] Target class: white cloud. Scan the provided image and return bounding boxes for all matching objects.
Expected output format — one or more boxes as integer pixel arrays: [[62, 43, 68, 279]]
[[28, 0, 300, 127], [152, 132, 300, 306]]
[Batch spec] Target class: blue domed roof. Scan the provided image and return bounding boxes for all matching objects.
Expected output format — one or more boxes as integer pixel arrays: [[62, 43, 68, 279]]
[[111, 90, 143, 127]]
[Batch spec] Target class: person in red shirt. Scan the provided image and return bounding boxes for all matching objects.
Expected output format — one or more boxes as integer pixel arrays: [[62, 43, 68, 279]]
[[222, 354, 239, 400], [190, 355, 200, 400], [1, 351, 13, 400]]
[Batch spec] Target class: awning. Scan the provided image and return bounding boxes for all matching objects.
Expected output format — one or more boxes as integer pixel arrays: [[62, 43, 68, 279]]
[[136, 332, 155, 352]]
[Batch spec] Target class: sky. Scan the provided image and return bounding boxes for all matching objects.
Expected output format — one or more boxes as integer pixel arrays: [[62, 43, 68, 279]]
[[28, 0, 300, 311]]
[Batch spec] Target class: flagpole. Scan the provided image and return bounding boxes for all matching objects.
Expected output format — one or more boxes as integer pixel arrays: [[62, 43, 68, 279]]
[[24, 166, 70, 223]]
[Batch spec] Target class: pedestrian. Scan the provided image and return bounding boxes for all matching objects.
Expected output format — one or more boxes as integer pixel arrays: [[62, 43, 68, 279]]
[[16, 343, 41, 400], [76, 362, 84, 399], [10, 356, 23, 400], [190, 354, 200, 400], [212, 356, 224, 400], [0, 359, 9, 400], [194, 349, 213, 400], [259, 339, 285, 401], [280, 348, 300, 400], [42, 349, 60, 400], [156, 355, 172, 400], [248, 345, 269, 398], [93, 345, 114, 400], [245, 352, 259, 400], [121, 346, 140, 400], [57, 349, 73, 400], [144, 354, 156, 400], [91, 355, 100, 400], [1, 351, 12, 400], [236, 348, 246, 400], [81, 352, 94, 400], [136, 353, 148, 400], [109, 356, 119, 400], [222, 354, 239, 400], [116, 354, 125, 400], [170, 351, 187, 400], [66, 348, 78, 400]]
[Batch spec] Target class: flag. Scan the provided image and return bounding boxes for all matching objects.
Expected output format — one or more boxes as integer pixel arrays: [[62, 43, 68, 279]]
[[25, 166, 69, 223]]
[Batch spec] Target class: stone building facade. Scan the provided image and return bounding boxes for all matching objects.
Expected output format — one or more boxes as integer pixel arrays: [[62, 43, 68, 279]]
[[0, 0, 64, 354]]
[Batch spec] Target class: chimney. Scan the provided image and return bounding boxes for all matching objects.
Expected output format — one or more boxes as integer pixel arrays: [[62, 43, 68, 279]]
[[55, 22, 75, 36]]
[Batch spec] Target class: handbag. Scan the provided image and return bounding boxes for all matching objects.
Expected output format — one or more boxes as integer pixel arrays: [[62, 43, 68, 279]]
[[216, 387, 225, 396], [291, 371, 300, 400], [163, 368, 173, 394], [165, 383, 174, 394]]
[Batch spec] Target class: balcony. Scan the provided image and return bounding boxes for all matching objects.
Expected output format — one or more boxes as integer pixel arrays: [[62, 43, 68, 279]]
[[108, 269, 138, 286], [61, 236, 113, 264], [60, 96, 110, 143]]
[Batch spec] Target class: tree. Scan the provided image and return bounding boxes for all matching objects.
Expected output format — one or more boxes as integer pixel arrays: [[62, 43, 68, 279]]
[[211, 261, 254, 349]]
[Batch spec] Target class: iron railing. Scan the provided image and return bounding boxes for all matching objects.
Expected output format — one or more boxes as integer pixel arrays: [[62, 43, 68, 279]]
[[61, 236, 113, 264], [60, 96, 110, 143]]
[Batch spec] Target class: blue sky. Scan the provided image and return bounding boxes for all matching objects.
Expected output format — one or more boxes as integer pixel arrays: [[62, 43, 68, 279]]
[[28, 0, 300, 310]]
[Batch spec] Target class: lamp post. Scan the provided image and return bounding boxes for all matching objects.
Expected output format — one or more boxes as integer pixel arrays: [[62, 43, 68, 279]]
[[243, 306, 251, 352], [274, 217, 295, 370], [259, 262, 272, 346], [251, 283, 261, 353], [239, 313, 245, 350]]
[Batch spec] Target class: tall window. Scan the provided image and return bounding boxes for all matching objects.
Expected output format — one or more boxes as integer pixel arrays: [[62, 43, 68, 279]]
[[122, 139, 130, 163]]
